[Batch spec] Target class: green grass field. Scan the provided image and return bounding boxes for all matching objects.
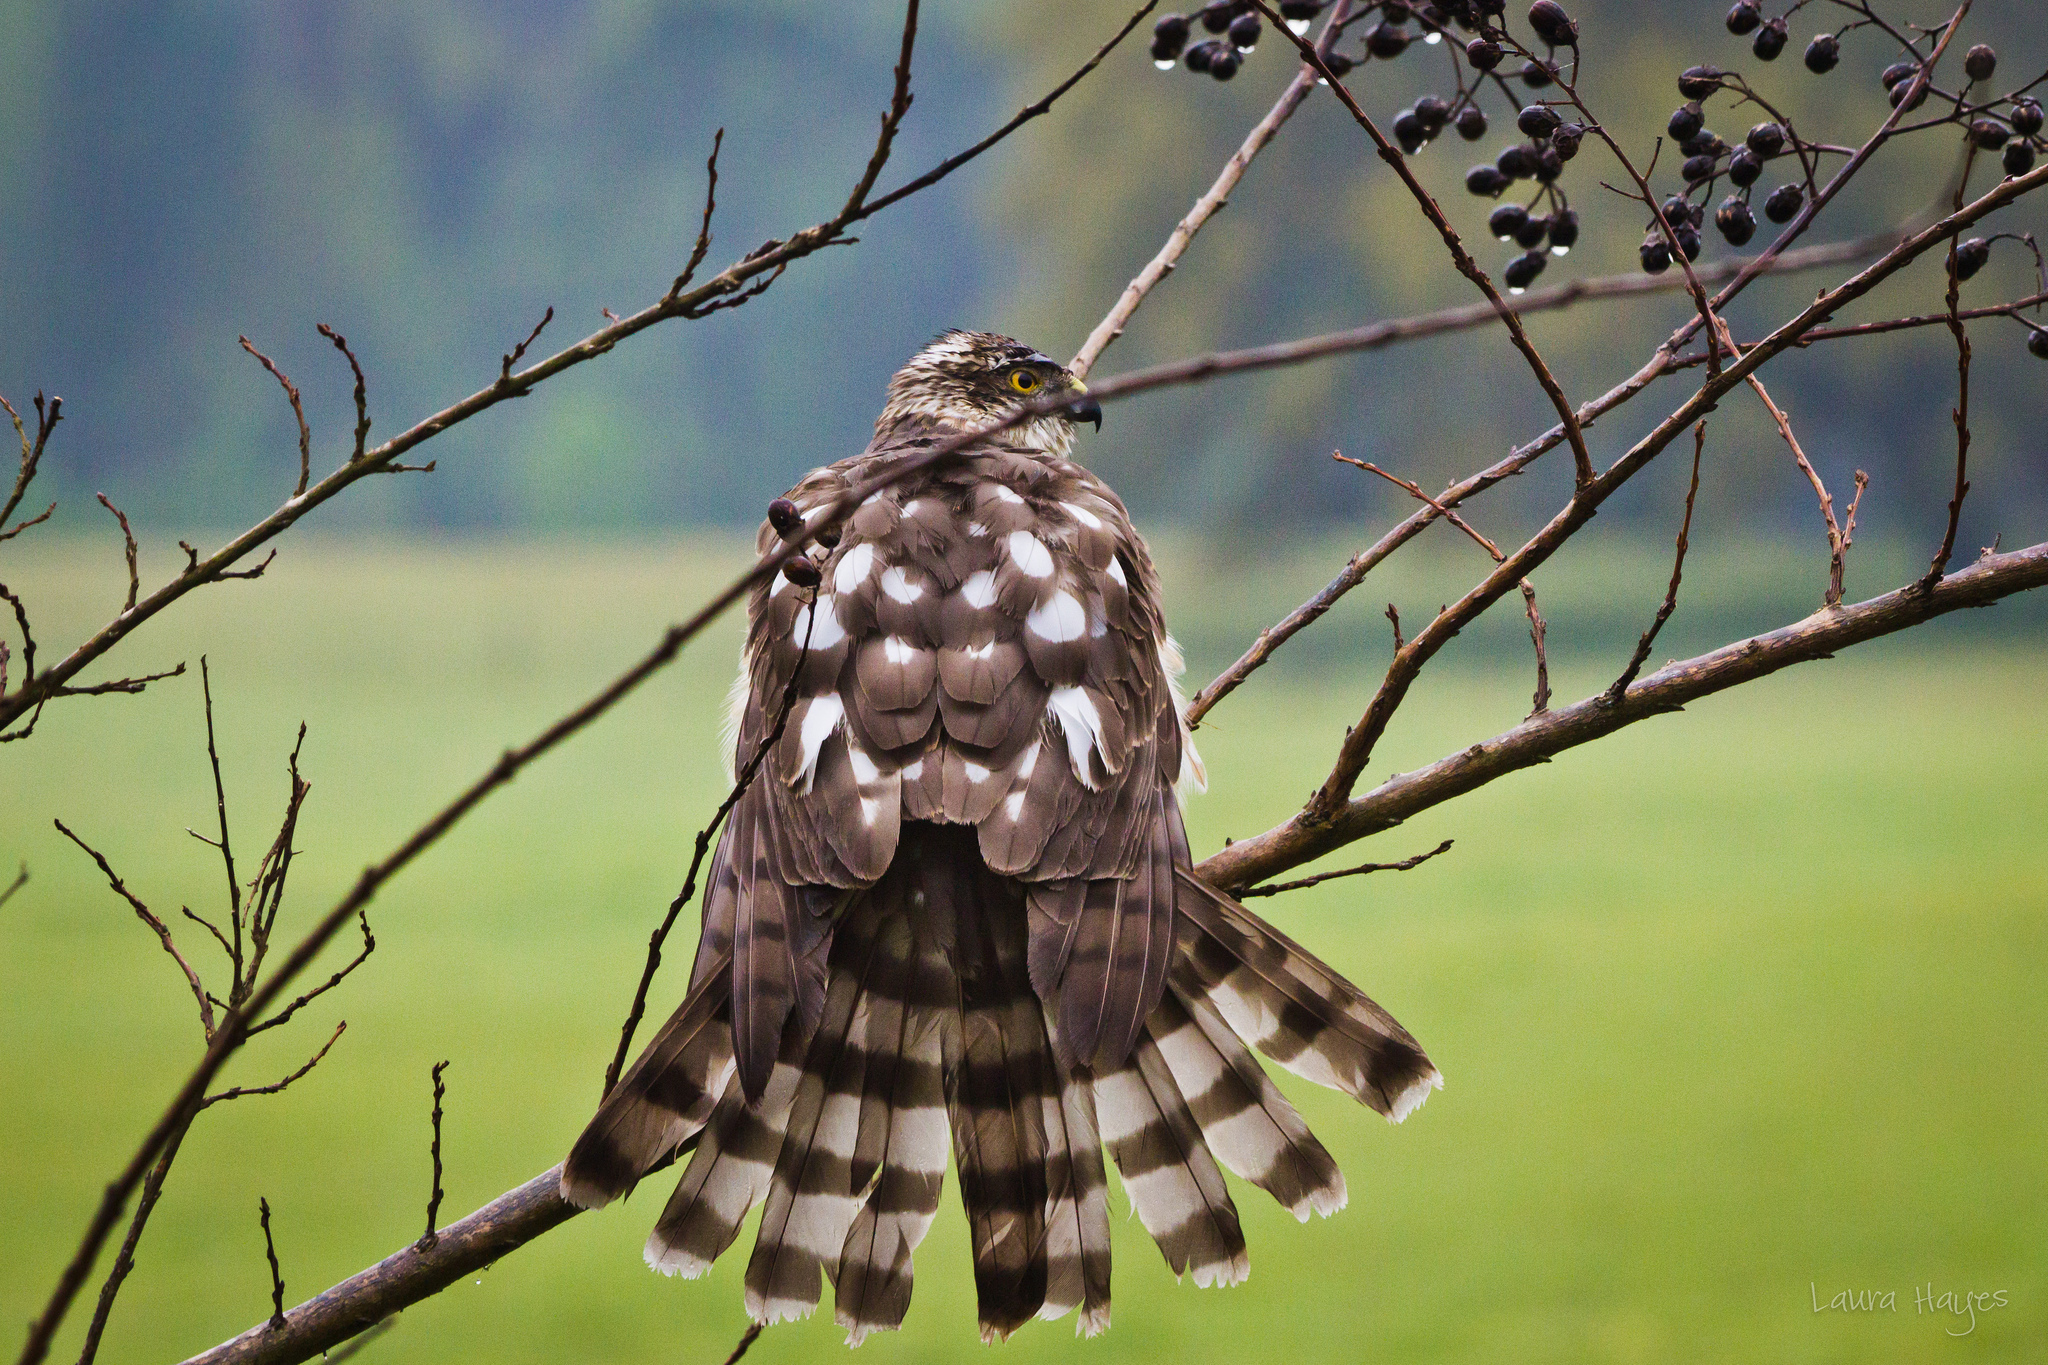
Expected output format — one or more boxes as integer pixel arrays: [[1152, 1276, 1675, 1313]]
[[2, 535, 2043, 1364]]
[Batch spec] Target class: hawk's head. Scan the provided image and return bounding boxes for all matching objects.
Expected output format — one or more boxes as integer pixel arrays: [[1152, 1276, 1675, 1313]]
[[875, 330, 1101, 456]]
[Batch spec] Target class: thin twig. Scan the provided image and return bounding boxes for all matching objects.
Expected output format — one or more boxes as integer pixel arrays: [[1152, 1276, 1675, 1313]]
[[0, 861, 26, 911], [200, 659, 246, 985], [722, 1323, 764, 1365], [498, 308, 555, 390], [54, 818, 216, 1041], [1333, 453, 1502, 559], [666, 129, 725, 300], [1607, 424, 1705, 703], [259, 1201, 286, 1332], [1239, 839, 1454, 899], [200, 1021, 346, 1110], [1384, 603, 1404, 655], [416, 1062, 449, 1252], [238, 339, 311, 497], [316, 326, 371, 463], [1922, 152, 1976, 591], [94, 494, 140, 613], [1520, 582, 1550, 716]]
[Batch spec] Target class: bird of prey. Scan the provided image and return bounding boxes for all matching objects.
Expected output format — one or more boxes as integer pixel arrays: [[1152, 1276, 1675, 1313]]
[[562, 330, 1439, 1344]]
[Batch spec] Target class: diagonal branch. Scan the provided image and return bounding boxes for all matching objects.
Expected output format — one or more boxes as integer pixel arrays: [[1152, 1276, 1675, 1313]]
[[54, 818, 216, 1042], [1607, 422, 1705, 702]]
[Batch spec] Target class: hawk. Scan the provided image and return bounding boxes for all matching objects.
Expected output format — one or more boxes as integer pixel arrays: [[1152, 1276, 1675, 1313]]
[[562, 331, 1439, 1343]]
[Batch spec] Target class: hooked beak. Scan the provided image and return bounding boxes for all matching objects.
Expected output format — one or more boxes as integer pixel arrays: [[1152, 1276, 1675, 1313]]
[[1064, 384, 1102, 431]]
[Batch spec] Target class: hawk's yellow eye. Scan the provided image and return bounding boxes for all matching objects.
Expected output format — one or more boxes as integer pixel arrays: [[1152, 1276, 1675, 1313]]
[[1008, 367, 1041, 393]]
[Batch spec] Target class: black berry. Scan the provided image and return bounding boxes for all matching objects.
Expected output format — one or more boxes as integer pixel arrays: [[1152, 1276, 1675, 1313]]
[[1228, 12, 1262, 48], [1752, 18, 1787, 61], [1280, 0, 1325, 18], [1200, 0, 1240, 33], [1489, 203, 1530, 239], [1417, 96, 1452, 133], [1640, 237, 1673, 273], [1519, 104, 1562, 137], [2004, 140, 2036, 177], [1747, 122, 1786, 156], [1669, 103, 1705, 142], [1716, 196, 1757, 245], [1969, 120, 2009, 150], [1323, 52, 1356, 77], [2011, 99, 2044, 137], [1763, 182, 1804, 223], [1804, 34, 1839, 73], [1467, 37, 1503, 70], [767, 498, 804, 537], [1503, 250, 1548, 289], [1515, 213, 1551, 248], [1365, 21, 1409, 57], [1497, 144, 1534, 178], [1548, 208, 1580, 250], [1533, 143, 1564, 182], [1551, 122, 1583, 159], [2029, 330, 2048, 360], [1963, 44, 1996, 83], [1952, 237, 1990, 281], [1152, 14, 1192, 61], [1520, 60, 1555, 88], [1527, 1, 1577, 46], [1208, 46, 1241, 79], [1880, 60, 1918, 90], [1675, 223, 1703, 261], [1728, 146, 1763, 186], [1466, 164, 1511, 196], [1678, 66, 1724, 100], [782, 557, 822, 588], [1725, 1, 1760, 36], [1682, 153, 1719, 183], [1456, 105, 1489, 140], [1184, 39, 1219, 71]]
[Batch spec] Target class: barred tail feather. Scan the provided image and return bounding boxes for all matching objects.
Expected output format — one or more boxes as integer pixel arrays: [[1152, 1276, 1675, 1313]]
[[1172, 868, 1442, 1122], [645, 1034, 806, 1277], [1036, 1045, 1113, 1335], [743, 915, 884, 1324], [834, 906, 949, 1345], [1149, 988, 1345, 1221], [1093, 1033, 1248, 1288], [560, 949, 736, 1210]]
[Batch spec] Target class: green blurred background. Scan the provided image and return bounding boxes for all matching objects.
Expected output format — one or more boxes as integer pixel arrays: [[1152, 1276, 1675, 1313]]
[[4, 0, 2046, 1362]]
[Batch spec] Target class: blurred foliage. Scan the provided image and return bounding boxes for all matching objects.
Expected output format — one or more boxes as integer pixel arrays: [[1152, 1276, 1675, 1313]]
[[0, 0, 2042, 545]]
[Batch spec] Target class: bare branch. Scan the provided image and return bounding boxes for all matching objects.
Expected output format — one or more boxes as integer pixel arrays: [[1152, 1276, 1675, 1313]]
[[1239, 839, 1454, 900], [0, 392, 61, 537], [245, 910, 373, 1039], [200, 659, 246, 985], [54, 818, 216, 1042], [1922, 172, 1976, 591], [722, 1323, 765, 1365], [1199, 540, 2048, 892], [238, 338, 311, 497], [0, 861, 25, 911], [1334, 453, 1502, 560], [835, 0, 921, 221], [415, 1062, 449, 1253], [1607, 424, 1705, 703], [1383, 602, 1403, 655]]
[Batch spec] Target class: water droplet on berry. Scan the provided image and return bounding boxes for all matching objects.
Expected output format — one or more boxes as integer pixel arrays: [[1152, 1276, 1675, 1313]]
[[1425, 31, 1442, 43], [1289, 18, 1311, 33], [1550, 244, 1570, 256], [1154, 58, 1177, 70]]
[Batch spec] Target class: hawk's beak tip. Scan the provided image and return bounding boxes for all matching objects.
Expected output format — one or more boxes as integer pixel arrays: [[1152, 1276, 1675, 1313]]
[[1069, 396, 1103, 431]]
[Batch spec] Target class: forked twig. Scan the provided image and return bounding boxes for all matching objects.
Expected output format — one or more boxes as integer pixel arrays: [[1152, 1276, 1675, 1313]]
[[417, 1062, 450, 1252]]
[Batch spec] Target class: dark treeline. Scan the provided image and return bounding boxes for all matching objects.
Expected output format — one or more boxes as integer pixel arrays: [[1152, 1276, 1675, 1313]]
[[2, 0, 2039, 544]]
